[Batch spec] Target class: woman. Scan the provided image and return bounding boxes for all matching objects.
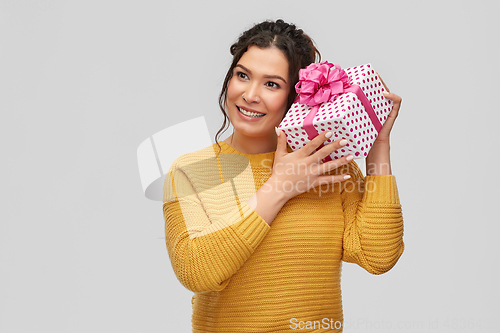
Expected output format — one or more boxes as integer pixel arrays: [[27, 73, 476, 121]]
[[163, 19, 404, 332]]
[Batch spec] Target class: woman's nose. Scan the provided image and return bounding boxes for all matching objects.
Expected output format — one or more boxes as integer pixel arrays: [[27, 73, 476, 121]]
[[244, 83, 261, 103]]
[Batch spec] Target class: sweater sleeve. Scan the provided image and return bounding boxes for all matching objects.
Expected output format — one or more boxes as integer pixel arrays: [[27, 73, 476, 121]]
[[162, 160, 271, 293], [340, 161, 405, 274]]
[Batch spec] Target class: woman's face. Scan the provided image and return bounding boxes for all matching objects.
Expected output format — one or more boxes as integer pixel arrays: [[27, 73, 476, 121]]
[[226, 45, 290, 141]]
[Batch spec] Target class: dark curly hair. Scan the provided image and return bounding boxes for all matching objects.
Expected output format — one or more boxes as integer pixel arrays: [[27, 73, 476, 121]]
[[214, 19, 321, 154]]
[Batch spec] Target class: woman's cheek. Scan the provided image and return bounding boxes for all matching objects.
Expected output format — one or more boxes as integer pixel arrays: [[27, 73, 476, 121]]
[[226, 80, 236, 98], [271, 92, 288, 114], [227, 77, 243, 96]]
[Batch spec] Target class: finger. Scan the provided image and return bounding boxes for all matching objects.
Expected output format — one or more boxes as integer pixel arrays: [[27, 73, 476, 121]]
[[377, 74, 402, 114], [382, 91, 402, 105], [274, 127, 287, 156], [300, 130, 334, 157], [315, 173, 352, 187], [378, 93, 402, 135], [313, 137, 348, 165], [319, 153, 353, 175], [376, 72, 390, 93]]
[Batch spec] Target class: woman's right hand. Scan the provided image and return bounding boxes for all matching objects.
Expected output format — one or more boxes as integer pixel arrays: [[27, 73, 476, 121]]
[[270, 128, 353, 201]]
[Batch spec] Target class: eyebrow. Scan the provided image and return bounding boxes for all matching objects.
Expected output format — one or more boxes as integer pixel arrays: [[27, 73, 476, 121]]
[[235, 64, 288, 84]]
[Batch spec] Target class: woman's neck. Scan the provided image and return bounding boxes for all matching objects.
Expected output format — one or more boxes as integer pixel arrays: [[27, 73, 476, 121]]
[[224, 131, 278, 155]]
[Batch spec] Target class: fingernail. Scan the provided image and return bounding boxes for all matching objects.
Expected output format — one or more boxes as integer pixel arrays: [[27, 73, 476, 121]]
[[339, 139, 348, 146], [275, 126, 280, 137], [325, 131, 333, 138], [344, 175, 351, 180], [346, 155, 354, 161], [382, 91, 389, 95]]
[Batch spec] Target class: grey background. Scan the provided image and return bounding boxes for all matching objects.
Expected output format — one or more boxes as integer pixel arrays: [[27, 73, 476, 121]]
[[1, 0, 499, 332]]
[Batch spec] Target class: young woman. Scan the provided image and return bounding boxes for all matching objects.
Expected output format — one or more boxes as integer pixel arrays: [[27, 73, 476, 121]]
[[163, 19, 404, 332]]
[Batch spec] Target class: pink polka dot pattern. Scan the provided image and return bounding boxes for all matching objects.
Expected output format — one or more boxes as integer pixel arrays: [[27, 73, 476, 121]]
[[278, 63, 393, 159]]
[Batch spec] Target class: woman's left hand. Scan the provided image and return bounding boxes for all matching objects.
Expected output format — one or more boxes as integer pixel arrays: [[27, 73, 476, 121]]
[[372, 72, 402, 145], [365, 73, 402, 175]]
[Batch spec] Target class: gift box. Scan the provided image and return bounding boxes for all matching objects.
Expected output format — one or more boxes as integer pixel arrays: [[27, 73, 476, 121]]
[[278, 62, 393, 161]]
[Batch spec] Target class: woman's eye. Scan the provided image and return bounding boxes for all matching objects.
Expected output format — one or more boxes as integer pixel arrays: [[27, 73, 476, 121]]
[[266, 81, 280, 89], [237, 72, 248, 79]]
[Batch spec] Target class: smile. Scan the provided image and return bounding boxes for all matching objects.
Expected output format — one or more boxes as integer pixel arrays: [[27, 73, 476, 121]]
[[238, 107, 265, 118]]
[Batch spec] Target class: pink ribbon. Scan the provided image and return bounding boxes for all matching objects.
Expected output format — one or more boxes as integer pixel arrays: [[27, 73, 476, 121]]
[[295, 62, 382, 162]]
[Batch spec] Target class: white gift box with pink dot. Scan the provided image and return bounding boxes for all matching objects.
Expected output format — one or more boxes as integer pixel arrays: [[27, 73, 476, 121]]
[[278, 64, 393, 160]]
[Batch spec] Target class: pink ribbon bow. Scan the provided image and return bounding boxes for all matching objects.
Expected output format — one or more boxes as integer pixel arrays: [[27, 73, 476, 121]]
[[293, 61, 383, 162], [295, 61, 351, 106]]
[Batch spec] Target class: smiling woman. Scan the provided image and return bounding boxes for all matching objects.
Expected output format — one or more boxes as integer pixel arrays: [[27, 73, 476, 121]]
[[162, 19, 404, 333], [215, 19, 321, 155], [224, 46, 290, 154]]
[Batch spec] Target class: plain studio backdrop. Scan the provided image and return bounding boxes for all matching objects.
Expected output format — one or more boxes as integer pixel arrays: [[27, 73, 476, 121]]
[[1, 0, 499, 332]]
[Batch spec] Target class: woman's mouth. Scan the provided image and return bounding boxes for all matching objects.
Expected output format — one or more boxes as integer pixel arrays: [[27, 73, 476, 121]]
[[238, 107, 265, 118]]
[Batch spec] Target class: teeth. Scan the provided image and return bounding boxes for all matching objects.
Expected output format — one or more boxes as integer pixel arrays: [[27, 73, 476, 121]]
[[238, 107, 264, 118]]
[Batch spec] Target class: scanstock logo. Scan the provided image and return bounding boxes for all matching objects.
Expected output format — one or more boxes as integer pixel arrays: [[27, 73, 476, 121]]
[[137, 116, 214, 201]]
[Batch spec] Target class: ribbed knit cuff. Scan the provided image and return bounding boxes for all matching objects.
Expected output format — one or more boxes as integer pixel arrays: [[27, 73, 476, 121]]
[[229, 202, 270, 249], [364, 175, 400, 204]]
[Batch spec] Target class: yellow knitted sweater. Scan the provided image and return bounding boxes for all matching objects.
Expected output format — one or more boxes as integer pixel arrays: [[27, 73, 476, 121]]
[[163, 141, 404, 333]]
